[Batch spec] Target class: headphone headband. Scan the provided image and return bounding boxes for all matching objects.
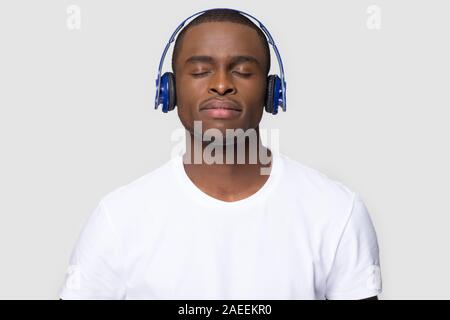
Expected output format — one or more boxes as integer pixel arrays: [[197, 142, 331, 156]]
[[155, 8, 286, 112]]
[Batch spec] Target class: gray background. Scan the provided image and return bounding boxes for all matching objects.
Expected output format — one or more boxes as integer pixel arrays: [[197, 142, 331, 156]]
[[0, 0, 449, 299]]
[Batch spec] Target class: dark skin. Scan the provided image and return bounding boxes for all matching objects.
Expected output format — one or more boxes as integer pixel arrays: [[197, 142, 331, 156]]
[[60, 21, 378, 301], [174, 22, 271, 202]]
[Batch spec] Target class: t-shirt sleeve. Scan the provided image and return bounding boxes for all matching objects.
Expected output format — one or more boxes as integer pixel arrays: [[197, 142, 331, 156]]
[[325, 193, 382, 300], [59, 199, 126, 300]]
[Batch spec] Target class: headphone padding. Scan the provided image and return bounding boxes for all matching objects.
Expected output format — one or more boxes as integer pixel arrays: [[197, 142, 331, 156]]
[[265, 75, 276, 114], [167, 73, 176, 111]]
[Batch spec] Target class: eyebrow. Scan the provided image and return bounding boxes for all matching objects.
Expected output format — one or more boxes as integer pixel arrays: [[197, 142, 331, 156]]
[[184, 55, 261, 67]]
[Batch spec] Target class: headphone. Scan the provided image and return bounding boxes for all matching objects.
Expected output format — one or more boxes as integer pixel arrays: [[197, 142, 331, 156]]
[[154, 8, 287, 115]]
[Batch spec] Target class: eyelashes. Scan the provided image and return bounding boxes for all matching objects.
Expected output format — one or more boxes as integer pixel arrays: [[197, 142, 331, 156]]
[[190, 71, 253, 78], [234, 71, 253, 78], [190, 72, 210, 78]]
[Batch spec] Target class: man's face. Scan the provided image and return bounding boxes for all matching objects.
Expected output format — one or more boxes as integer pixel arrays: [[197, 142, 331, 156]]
[[174, 22, 268, 137]]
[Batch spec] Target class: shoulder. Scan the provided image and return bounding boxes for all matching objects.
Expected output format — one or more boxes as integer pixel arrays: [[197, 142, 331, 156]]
[[276, 152, 363, 236], [99, 157, 176, 218], [278, 153, 356, 206]]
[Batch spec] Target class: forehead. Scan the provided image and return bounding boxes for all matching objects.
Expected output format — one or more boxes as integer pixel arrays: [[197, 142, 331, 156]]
[[177, 22, 267, 62]]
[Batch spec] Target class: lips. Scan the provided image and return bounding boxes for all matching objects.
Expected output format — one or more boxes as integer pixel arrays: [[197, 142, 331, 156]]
[[199, 99, 242, 120], [199, 99, 242, 112]]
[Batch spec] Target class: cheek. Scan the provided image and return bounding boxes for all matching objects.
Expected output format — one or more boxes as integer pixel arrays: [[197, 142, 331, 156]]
[[175, 76, 205, 108], [240, 78, 267, 108], [175, 76, 206, 130], [247, 79, 267, 124]]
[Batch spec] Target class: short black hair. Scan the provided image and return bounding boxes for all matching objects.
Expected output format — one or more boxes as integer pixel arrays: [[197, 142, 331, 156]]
[[171, 9, 271, 75]]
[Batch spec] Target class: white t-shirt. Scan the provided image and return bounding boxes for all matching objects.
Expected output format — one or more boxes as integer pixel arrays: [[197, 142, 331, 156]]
[[59, 151, 382, 300]]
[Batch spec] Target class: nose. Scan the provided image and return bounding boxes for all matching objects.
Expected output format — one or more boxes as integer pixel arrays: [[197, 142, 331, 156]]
[[208, 69, 236, 96]]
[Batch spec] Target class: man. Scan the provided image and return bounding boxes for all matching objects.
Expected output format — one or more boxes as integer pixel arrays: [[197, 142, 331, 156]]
[[60, 8, 381, 300]]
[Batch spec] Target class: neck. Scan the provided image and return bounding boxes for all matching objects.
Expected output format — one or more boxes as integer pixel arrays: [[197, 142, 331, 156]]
[[181, 127, 273, 202]]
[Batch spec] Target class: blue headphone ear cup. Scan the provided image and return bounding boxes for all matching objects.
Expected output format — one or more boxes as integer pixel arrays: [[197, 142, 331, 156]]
[[272, 75, 282, 114], [159, 72, 177, 113], [265, 75, 276, 114], [167, 73, 176, 112]]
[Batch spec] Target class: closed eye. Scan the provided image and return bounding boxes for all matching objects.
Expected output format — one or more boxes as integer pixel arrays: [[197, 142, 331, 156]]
[[190, 71, 253, 78], [233, 71, 253, 78], [190, 71, 210, 78]]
